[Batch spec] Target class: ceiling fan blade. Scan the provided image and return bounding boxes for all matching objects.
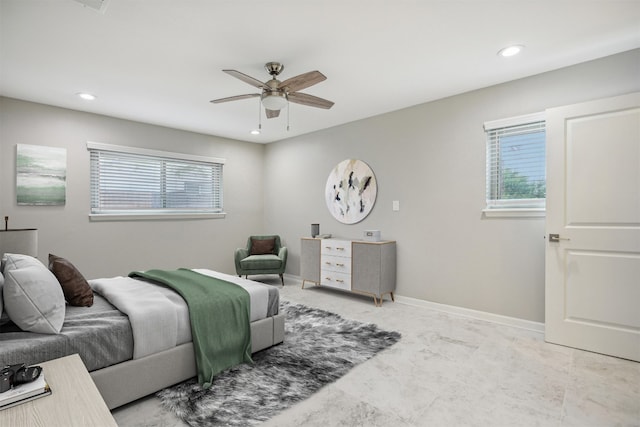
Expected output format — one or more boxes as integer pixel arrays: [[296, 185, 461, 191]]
[[210, 93, 260, 103], [288, 92, 334, 109], [279, 70, 326, 93], [265, 109, 280, 119], [223, 70, 270, 90]]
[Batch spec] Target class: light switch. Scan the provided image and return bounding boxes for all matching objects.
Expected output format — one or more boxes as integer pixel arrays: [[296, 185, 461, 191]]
[[392, 200, 400, 211]]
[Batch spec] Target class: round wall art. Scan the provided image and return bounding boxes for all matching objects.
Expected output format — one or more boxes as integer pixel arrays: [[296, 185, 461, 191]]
[[325, 159, 377, 224]]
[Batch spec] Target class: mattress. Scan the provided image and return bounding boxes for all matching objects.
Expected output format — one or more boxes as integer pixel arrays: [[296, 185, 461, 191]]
[[0, 272, 280, 372], [0, 293, 133, 370]]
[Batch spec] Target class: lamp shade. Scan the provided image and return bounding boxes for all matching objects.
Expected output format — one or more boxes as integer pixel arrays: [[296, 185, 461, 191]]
[[0, 229, 38, 258], [261, 92, 288, 110]]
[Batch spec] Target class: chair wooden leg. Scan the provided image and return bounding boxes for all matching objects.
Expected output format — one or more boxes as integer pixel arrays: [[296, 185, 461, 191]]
[[279, 273, 284, 286]]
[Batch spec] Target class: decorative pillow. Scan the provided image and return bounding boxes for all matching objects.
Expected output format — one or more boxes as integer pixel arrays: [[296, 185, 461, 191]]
[[250, 238, 276, 255], [2, 253, 42, 272], [2, 254, 47, 327], [4, 264, 65, 334], [0, 270, 4, 322], [49, 254, 93, 307]]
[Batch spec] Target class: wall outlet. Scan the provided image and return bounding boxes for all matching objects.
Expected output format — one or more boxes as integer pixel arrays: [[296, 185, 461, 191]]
[[392, 200, 400, 211]]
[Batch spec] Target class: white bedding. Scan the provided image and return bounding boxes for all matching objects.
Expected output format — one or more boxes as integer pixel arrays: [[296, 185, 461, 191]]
[[89, 269, 270, 359], [191, 269, 268, 321]]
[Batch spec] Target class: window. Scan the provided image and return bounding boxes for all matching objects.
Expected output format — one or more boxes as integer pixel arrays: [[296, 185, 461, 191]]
[[87, 142, 224, 219], [484, 112, 546, 214]]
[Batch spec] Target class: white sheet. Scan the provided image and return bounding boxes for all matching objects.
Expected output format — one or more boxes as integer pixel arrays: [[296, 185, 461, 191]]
[[191, 269, 268, 322], [89, 269, 270, 360], [89, 276, 183, 359]]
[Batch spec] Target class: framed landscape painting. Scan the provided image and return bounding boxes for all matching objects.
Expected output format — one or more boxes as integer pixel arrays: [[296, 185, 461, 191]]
[[16, 144, 67, 206]]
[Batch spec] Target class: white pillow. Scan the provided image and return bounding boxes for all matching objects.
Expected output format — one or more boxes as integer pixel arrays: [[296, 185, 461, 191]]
[[2, 253, 44, 320], [2, 253, 42, 272], [4, 264, 65, 334], [2, 253, 43, 326]]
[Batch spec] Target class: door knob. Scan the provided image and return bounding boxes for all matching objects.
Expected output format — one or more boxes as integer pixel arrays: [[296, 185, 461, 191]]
[[549, 233, 570, 242]]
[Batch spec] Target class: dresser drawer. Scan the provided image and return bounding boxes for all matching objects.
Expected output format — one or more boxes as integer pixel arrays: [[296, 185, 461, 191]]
[[321, 239, 352, 257], [321, 255, 351, 274], [320, 270, 351, 290]]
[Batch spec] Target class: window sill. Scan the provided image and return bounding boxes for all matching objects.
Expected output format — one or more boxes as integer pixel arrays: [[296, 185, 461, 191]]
[[482, 208, 545, 218], [89, 212, 226, 221]]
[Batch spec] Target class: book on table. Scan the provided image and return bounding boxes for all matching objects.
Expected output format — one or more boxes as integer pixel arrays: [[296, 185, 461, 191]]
[[0, 371, 51, 410]]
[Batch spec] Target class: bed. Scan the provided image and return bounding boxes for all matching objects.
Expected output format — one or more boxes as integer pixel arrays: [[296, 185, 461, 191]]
[[0, 253, 285, 409]]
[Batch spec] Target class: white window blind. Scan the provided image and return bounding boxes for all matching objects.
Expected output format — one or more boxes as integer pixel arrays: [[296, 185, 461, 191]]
[[88, 142, 224, 217], [485, 113, 546, 210]]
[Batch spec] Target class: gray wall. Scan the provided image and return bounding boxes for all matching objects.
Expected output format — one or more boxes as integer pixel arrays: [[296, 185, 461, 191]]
[[0, 98, 265, 278], [263, 49, 640, 322], [1, 50, 638, 323]]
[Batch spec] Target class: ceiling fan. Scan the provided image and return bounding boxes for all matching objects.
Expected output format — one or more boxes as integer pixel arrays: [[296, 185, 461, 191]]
[[210, 62, 334, 119]]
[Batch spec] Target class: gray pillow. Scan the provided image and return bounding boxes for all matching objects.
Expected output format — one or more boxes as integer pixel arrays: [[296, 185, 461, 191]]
[[4, 264, 65, 334]]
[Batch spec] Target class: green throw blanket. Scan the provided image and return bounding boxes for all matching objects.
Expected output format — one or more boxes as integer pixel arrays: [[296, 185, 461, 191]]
[[129, 268, 252, 388]]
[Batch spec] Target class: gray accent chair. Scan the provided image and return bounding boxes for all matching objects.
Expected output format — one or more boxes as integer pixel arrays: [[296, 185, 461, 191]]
[[234, 235, 287, 286]]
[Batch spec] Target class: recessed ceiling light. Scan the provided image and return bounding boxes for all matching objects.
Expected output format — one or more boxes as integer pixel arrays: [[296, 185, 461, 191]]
[[250, 129, 260, 135], [77, 92, 97, 100], [498, 45, 524, 57]]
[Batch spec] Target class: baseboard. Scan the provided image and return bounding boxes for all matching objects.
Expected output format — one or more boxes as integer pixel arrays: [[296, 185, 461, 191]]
[[394, 295, 545, 333], [284, 274, 544, 333], [283, 273, 302, 282]]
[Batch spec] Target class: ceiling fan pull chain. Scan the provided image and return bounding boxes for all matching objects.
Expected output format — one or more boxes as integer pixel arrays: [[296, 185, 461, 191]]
[[287, 100, 290, 131], [258, 97, 262, 131]]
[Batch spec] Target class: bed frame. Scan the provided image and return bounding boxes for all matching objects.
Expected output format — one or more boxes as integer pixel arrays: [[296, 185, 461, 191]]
[[90, 313, 285, 409]]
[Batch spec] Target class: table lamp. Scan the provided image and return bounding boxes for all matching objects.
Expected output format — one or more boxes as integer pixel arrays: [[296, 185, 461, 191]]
[[0, 216, 38, 258]]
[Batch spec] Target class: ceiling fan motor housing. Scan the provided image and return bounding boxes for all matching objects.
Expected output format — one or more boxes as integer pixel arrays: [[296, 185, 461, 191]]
[[263, 76, 287, 110], [264, 62, 284, 77]]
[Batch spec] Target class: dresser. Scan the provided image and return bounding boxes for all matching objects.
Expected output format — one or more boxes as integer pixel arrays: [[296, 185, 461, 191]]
[[300, 238, 396, 306]]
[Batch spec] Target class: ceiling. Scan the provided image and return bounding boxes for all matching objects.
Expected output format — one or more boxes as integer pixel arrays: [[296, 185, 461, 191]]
[[1, 1, 639, 143]]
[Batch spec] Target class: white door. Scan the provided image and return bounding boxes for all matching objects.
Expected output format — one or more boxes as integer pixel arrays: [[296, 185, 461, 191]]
[[545, 92, 640, 362]]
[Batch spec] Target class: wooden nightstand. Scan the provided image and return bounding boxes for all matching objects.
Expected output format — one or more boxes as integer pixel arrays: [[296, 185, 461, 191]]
[[0, 354, 117, 427]]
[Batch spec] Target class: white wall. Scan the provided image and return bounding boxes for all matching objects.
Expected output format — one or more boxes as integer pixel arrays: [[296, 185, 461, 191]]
[[0, 98, 265, 278], [263, 49, 640, 322]]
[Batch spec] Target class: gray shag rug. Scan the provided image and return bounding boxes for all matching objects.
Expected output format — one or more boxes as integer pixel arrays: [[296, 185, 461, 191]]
[[157, 300, 401, 426]]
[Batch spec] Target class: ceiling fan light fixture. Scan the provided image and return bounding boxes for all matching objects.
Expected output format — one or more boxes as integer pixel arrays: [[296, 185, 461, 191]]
[[250, 129, 260, 135], [261, 92, 288, 110]]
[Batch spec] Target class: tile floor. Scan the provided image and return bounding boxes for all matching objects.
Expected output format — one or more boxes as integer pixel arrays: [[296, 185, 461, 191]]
[[112, 277, 640, 427]]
